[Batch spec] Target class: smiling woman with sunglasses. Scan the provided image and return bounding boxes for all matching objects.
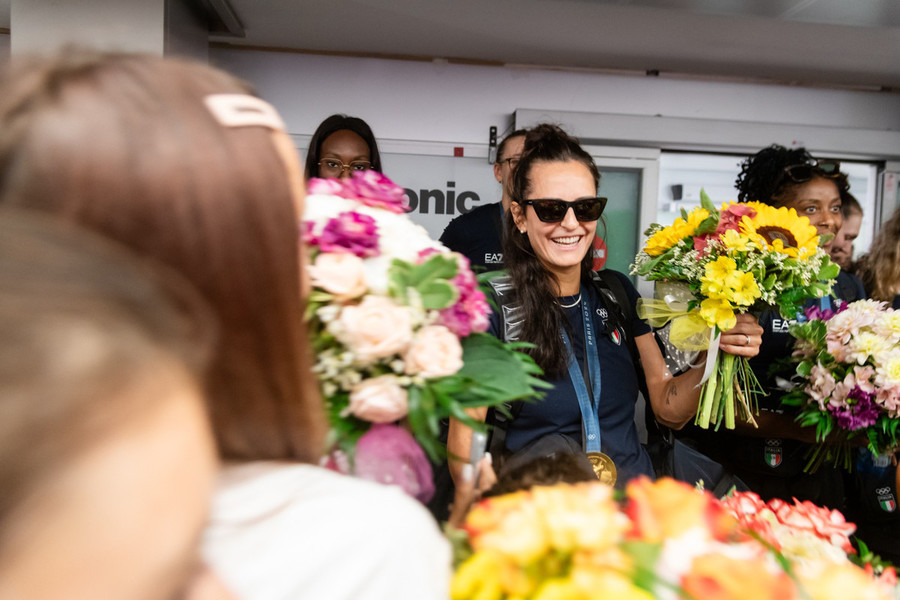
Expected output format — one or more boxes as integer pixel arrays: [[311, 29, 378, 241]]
[[447, 124, 761, 498]]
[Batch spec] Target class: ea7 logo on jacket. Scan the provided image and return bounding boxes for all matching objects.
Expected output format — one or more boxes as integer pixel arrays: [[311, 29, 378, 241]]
[[876, 487, 897, 512], [764, 439, 783, 468], [771, 319, 792, 334]]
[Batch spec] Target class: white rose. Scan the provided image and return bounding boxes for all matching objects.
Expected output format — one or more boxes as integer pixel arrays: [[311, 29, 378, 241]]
[[347, 375, 409, 423], [403, 325, 463, 379], [308, 253, 368, 300], [332, 296, 413, 362]]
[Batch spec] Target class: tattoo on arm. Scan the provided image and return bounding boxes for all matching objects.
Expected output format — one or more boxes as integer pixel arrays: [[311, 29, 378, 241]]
[[666, 384, 678, 406]]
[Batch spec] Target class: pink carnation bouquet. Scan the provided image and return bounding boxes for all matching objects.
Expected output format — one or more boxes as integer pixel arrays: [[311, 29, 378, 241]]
[[781, 299, 900, 471], [302, 171, 546, 497]]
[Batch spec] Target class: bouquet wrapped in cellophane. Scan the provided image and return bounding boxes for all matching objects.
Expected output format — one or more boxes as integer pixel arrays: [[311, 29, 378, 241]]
[[779, 300, 900, 471], [301, 172, 547, 499], [631, 191, 839, 430], [450, 478, 896, 600]]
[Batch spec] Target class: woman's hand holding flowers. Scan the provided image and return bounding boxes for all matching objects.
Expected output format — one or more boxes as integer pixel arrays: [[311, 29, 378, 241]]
[[717, 313, 764, 358]]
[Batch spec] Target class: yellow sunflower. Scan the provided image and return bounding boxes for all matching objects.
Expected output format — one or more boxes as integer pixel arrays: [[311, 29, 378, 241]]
[[644, 208, 709, 256], [738, 202, 819, 259]]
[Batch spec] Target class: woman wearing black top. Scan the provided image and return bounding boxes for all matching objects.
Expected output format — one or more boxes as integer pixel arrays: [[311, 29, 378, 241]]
[[690, 144, 864, 508], [447, 125, 761, 500]]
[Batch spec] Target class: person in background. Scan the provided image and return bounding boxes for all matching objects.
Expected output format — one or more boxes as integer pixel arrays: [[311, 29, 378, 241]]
[[0, 52, 449, 600], [304, 114, 382, 180], [440, 129, 527, 271], [855, 205, 900, 309], [830, 190, 863, 272], [841, 205, 900, 565], [0, 210, 231, 600], [688, 144, 863, 509], [448, 124, 761, 505]]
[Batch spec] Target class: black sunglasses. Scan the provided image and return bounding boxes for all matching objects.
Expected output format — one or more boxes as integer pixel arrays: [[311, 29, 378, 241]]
[[782, 160, 841, 184], [517, 196, 607, 223]]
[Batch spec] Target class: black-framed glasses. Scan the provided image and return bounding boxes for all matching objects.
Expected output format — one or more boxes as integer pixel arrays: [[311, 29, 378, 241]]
[[517, 196, 608, 222], [782, 160, 841, 184], [498, 156, 521, 168], [318, 159, 373, 175]]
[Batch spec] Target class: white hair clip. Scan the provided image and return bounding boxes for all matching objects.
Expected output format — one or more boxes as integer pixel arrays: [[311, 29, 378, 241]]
[[204, 94, 286, 131]]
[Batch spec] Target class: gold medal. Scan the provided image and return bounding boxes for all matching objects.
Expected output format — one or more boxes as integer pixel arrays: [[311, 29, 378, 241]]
[[586, 452, 617, 486]]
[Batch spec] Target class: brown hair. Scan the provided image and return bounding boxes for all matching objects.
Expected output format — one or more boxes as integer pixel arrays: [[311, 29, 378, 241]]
[[503, 123, 600, 376], [0, 52, 326, 462], [0, 209, 214, 541], [856, 206, 900, 302]]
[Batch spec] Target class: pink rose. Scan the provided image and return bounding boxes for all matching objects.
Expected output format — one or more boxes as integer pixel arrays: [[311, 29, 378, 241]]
[[332, 296, 412, 362], [307, 177, 345, 196], [348, 375, 409, 422], [403, 325, 464, 378], [344, 170, 409, 214], [318, 211, 379, 257], [308, 253, 368, 300]]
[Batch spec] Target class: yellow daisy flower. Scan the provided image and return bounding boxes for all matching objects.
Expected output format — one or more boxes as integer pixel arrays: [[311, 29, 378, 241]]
[[738, 202, 819, 260], [725, 270, 761, 306], [720, 228, 754, 253], [704, 255, 737, 281], [700, 297, 737, 330]]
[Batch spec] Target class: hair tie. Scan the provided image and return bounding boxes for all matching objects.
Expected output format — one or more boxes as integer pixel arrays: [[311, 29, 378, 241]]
[[204, 94, 286, 131]]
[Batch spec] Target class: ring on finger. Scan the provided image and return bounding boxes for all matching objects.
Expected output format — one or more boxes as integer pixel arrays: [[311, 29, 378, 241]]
[[744, 334, 751, 346]]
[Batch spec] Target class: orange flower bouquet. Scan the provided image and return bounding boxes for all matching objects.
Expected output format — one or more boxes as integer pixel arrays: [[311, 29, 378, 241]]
[[449, 478, 895, 600]]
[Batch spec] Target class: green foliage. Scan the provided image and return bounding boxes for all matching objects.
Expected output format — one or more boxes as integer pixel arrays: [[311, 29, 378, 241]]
[[388, 254, 460, 309], [404, 334, 549, 462], [699, 188, 718, 214]]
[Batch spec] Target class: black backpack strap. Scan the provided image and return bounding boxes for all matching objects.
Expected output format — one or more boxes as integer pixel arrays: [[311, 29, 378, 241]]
[[485, 274, 526, 460], [590, 270, 645, 392]]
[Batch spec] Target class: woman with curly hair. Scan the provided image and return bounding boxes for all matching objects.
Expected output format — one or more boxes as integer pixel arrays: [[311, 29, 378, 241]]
[[447, 124, 761, 503], [855, 206, 900, 308], [687, 144, 865, 508]]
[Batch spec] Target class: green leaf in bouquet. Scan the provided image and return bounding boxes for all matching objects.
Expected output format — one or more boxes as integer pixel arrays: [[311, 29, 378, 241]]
[[763, 273, 777, 291], [324, 392, 369, 464], [406, 386, 445, 462], [455, 333, 552, 401], [620, 541, 664, 594], [699, 188, 718, 214], [634, 250, 673, 277], [695, 215, 718, 235], [796, 360, 813, 378], [817, 259, 840, 281], [680, 207, 689, 221], [388, 254, 461, 309], [808, 281, 833, 298], [416, 280, 457, 309]]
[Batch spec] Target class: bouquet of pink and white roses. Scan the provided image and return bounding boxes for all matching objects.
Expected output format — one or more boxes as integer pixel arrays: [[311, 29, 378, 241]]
[[781, 299, 900, 471], [302, 172, 546, 472], [632, 191, 839, 430]]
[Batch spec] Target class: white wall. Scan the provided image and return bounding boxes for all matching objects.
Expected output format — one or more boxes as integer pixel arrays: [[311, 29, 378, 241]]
[[210, 47, 900, 146]]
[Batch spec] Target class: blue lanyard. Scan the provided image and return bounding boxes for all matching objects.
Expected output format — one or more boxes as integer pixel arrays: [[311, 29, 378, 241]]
[[561, 291, 603, 454]]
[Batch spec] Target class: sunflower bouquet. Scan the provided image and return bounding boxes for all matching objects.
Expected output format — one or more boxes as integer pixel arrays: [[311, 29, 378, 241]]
[[631, 191, 839, 430]]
